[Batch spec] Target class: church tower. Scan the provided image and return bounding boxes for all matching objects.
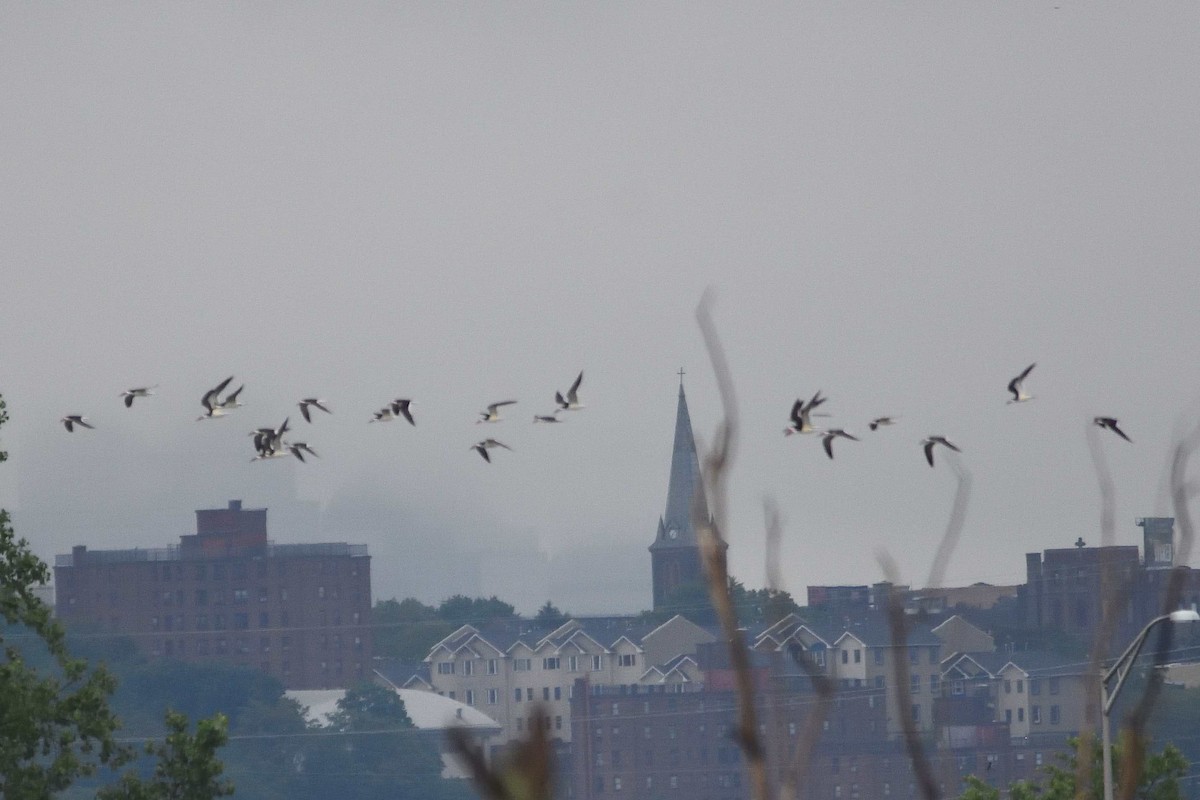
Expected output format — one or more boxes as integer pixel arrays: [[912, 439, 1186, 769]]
[[649, 378, 713, 610]]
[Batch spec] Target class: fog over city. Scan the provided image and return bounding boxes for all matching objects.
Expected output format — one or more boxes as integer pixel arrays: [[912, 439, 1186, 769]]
[[4, 4, 1200, 615]]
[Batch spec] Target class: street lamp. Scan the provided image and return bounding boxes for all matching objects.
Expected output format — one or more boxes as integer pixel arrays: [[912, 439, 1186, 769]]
[[1100, 608, 1200, 800]]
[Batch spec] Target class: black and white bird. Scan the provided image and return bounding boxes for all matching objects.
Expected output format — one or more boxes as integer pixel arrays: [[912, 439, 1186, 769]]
[[120, 386, 156, 408], [921, 436, 961, 467], [785, 391, 827, 436], [1007, 363, 1036, 404], [250, 418, 290, 458], [555, 371, 585, 411], [197, 376, 235, 420], [472, 438, 512, 462], [61, 415, 95, 433], [287, 442, 319, 462], [868, 417, 898, 431], [821, 429, 859, 460], [1093, 417, 1132, 443], [298, 398, 332, 423], [390, 399, 415, 426], [217, 384, 245, 411], [369, 407, 395, 423], [534, 411, 564, 423], [478, 401, 517, 423]]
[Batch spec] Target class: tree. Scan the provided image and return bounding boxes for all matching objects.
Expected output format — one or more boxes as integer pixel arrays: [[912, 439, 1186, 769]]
[[533, 601, 567, 628], [300, 682, 471, 800], [97, 711, 233, 800], [437, 595, 517, 626], [373, 597, 455, 662], [961, 736, 1186, 800], [0, 393, 129, 797]]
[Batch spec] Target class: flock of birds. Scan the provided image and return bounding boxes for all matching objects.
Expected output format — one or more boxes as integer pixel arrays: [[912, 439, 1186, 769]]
[[58, 370, 590, 464], [58, 363, 1134, 469], [780, 362, 1133, 466]]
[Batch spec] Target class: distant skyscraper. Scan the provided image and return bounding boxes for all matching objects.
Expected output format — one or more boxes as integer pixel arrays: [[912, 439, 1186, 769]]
[[649, 379, 713, 610]]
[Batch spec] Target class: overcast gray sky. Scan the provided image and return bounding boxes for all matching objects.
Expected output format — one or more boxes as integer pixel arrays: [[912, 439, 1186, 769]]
[[4, 3, 1200, 615]]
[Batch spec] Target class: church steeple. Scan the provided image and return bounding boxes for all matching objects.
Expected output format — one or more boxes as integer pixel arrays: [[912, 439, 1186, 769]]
[[649, 376, 711, 609]]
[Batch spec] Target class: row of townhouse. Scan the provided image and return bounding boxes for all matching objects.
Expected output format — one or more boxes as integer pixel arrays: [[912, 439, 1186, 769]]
[[411, 607, 1088, 757], [411, 615, 716, 757]]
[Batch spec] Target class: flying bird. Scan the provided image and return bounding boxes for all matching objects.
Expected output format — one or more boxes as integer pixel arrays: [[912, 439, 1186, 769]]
[[785, 391, 827, 436], [390, 399, 415, 426], [922, 436, 961, 467], [1093, 417, 1132, 443], [197, 376, 235, 420], [868, 416, 898, 431], [478, 401, 517, 423], [1007, 363, 1036, 404], [120, 386, 157, 408], [61, 415, 94, 433], [217, 384, 245, 411], [472, 438, 513, 462], [821, 429, 859, 459], [288, 442, 319, 462], [369, 407, 395, 423], [555, 371, 585, 411], [298, 398, 332, 423], [534, 412, 563, 423]]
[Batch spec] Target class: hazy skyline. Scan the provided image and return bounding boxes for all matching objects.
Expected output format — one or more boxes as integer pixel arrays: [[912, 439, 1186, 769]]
[[5, 4, 1200, 615]]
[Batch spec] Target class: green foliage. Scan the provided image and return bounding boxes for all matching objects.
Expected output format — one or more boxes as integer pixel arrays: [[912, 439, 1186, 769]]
[[97, 710, 233, 800], [437, 595, 517, 626], [300, 682, 472, 800], [373, 597, 455, 661], [649, 577, 801, 626], [962, 736, 1187, 800], [534, 601, 567, 628], [1, 392, 130, 797]]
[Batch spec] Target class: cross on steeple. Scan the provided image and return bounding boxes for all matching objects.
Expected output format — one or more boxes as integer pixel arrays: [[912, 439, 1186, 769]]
[[677, 367, 685, 386]]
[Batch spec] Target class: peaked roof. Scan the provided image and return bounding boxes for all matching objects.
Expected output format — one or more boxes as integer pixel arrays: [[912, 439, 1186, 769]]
[[651, 383, 709, 551]]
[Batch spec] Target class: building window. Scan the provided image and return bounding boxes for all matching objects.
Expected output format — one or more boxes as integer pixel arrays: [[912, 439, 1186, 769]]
[[670, 776, 678, 789], [234, 613, 249, 630], [841, 650, 848, 665], [437, 662, 455, 675], [910, 649, 920, 665], [1004, 680, 1012, 694], [1050, 705, 1061, 724], [592, 654, 603, 670], [542, 687, 550, 701], [930, 675, 939, 694], [1005, 709, 1012, 724], [487, 689, 499, 705], [874, 650, 884, 666], [487, 658, 498, 675], [854, 649, 862, 664], [554, 687, 562, 700], [258, 587, 268, 602], [1017, 679, 1024, 694], [317, 586, 325, 599], [952, 679, 965, 695], [1030, 678, 1042, 695], [526, 688, 533, 701], [613, 777, 622, 792], [233, 588, 248, 604], [619, 654, 636, 667], [195, 589, 208, 606], [912, 704, 921, 722], [543, 657, 560, 670], [465, 690, 475, 706], [513, 658, 531, 671], [1018, 707, 1025, 722], [567, 655, 578, 672], [463, 660, 474, 676], [259, 612, 269, 628], [1049, 677, 1061, 695], [1032, 705, 1041, 724], [514, 688, 522, 702], [910, 674, 921, 694]]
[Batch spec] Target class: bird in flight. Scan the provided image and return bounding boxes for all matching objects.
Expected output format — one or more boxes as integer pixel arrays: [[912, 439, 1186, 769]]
[[287, 442, 319, 462], [1007, 363, 1036, 404], [472, 439, 512, 462], [298, 398, 332, 423], [868, 416, 898, 431], [1093, 417, 1132, 443], [61, 415, 94, 433], [197, 376, 236, 421], [555, 371, 585, 411], [534, 411, 563, 423], [120, 386, 156, 408], [478, 401, 517, 423], [821, 429, 859, 460], [922, 436, 961, 467], [390, 399, 415, 426], [785, 391, 827, 436]]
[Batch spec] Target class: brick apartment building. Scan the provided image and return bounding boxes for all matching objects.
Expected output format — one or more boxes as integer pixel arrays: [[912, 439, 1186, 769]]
[[54, 499, 372, 689]]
